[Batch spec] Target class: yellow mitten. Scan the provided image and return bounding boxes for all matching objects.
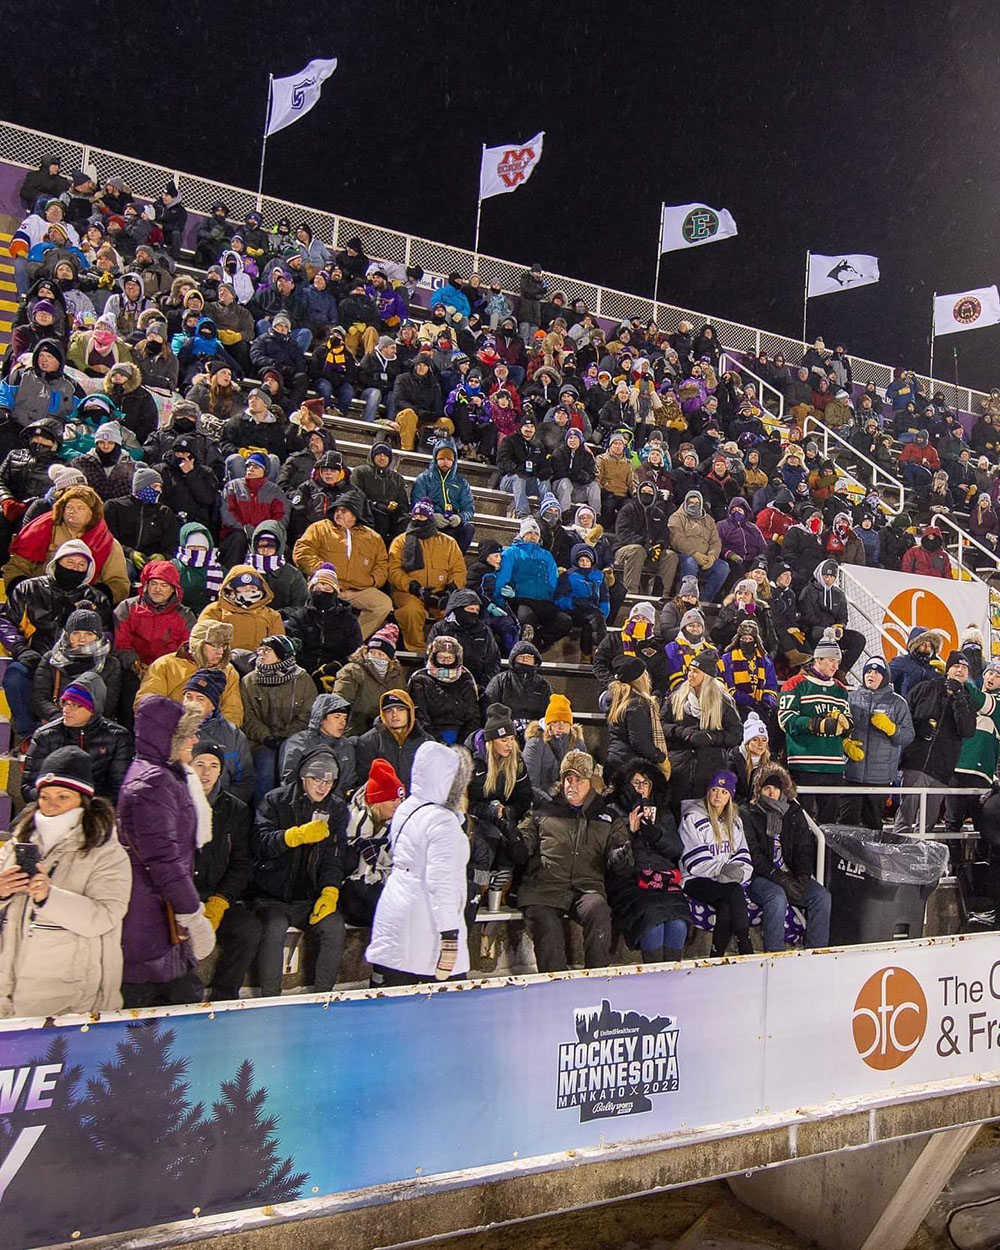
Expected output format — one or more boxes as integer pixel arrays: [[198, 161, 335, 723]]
[[203, 895, 229, 930], [870, 711, 896, 736], [843, 739, 865, 762], [788, 628, 806, 643], [285, 819, 330, 848], [929, 656, 945, 673], [310, 886, 340, 924]]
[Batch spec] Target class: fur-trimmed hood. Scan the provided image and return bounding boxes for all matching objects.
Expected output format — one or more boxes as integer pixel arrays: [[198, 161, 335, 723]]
[[750, 762, 797, 803]]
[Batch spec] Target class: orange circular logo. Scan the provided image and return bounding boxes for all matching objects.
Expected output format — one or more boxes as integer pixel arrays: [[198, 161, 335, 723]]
[[881, 588, 957, 662], [852, 967, 927, 1069]]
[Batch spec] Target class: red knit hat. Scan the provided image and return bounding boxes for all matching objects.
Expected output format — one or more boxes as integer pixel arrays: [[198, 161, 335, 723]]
[[367, 757, 405, 805]]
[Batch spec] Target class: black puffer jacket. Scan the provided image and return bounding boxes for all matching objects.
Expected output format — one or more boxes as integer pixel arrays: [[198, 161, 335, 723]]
[[0, 442, 62, 507], [660, 687, 743, 800], [408, 667, 481, 744], [615, 495, 672, 548], [354, 722, 432, 791], [196, 786, 253, 902], [104, 496, 181, 560], [425, 590, 503, 689], [0, 571, 113, 661], [606, 696, 668, 779], [282, 595, 363, 674], [482, 643, 552, 725], [252, 747, 349, 904], [22, 712, 133, 801]]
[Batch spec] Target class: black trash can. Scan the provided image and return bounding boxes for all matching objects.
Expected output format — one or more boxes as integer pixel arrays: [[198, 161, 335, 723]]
[[823, 825, 949, 945]]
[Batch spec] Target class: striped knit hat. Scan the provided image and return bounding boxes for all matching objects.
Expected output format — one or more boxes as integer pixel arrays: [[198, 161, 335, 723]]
[[35, 746, 95, 797]]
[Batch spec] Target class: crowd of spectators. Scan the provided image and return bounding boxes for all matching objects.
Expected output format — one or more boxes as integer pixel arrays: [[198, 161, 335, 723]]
[[0, 156, 998, 1013]]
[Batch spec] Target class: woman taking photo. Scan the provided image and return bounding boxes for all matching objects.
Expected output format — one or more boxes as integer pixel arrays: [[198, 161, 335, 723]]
[[0, 746, 130, 1018], [608, 760, 689, 964], [679, 770, 753, 958], [605, 655, 671, 783], [661, 649, 742, 801]]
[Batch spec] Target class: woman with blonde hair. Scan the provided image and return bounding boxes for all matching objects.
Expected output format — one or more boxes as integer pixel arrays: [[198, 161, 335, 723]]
[[605, 655, 670, 783], [467, 703, 533, 906], [524, 692, 585, 802], [727, 710, 772, 802], [661, 649, 742, 802], [679, 770, 753, 957]]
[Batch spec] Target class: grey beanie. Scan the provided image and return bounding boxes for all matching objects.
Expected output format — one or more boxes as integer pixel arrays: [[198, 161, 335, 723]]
[[680, 608, 706, 631], [132, 466, 162, 495], [813, 628, 843, 663], [678, 575, 700, 600], [93, 421, 122, 446]]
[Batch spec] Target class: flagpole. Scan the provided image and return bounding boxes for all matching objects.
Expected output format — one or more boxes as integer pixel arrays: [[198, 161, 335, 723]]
[[473, 144, 486, 263], [653, 203, 664, 311], [256, 74, 273, 211], [802, 252, 811, 345], [929, 291, 937, 384]]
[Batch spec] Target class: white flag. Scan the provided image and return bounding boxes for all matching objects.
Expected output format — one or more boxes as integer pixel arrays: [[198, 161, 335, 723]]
[[933, 285, 1000, 336], [659, 203, 738, 253], [479, 132, 545, 201], [266, 58, 339, 137], [808, 252, 880, 298]]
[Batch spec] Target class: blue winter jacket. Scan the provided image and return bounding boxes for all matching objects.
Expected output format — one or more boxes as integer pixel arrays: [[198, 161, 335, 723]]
[[554, 567, 610, 617], [433, 283, 471, 317], [411, 441, 475, 522], [492, 540, 558, 605]]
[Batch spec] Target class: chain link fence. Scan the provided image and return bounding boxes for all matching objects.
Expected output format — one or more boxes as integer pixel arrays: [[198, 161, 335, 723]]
[[0, 118, 990, 417]]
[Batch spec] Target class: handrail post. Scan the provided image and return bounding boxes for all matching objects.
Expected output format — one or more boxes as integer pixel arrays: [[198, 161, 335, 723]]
[[918, 790, 927, 839]]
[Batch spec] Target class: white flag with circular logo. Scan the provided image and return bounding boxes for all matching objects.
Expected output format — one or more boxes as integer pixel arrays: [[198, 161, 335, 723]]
[[659, 203, 738, 253], [933, 285, 1000, 335], [266, 58, 339, 137], [479, 132, 545, 200]]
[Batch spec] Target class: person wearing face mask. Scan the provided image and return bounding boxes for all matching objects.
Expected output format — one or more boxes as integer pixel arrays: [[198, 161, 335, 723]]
[[482, 640, 553, 736], [614, 479, 677, 596], [67, 313, 134, 377], [243, 520, 307, 611], [72, 420, 137, 502], [782, 503, 825, 592], [408, 635, 480, 747], [523, 693, 586, 802], [0, 419, 66, 545], [144, 399, 219, 475], [282, 563, 362, 680], [900, 524, 954, 578], [426, 588, 502, 691], [252, 746, 348, 997], [667, 489, 729, 602], [131, 314, 179, 391], [332, 623, 403, 736], [5, 483, 130, 604], [104, 466, 181, 575], [197, 564, 285, 652], [350, 441, 410, 546]]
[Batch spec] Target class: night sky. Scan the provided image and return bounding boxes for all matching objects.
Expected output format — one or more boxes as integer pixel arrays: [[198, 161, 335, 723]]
[[3, 0, 1000, 390]]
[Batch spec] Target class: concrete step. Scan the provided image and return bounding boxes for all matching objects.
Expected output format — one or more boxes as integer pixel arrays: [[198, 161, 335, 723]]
[[329, 413, 499, 484]]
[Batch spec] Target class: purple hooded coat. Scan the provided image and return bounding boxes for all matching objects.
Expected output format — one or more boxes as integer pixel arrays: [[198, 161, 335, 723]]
[[716, 497, 767, 564], [118, 695, 201, 983]]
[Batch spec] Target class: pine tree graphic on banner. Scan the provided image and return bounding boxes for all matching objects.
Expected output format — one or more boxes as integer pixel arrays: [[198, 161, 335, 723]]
[[0, 1022, 307, 1248]]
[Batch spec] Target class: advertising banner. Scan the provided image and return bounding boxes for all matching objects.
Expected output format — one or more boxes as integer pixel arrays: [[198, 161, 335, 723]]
[[842, 563, 990, 661], [2, 937, 1000, 1247]]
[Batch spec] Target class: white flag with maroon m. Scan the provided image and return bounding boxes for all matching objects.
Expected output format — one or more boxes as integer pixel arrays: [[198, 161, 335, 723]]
[[479, 132, 545, 200]]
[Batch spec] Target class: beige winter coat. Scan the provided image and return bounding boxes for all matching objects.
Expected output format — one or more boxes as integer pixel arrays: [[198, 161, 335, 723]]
[[0, 822, 132, 1019]]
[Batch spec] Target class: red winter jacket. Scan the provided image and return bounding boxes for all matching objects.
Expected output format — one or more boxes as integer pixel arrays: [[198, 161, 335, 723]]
[[219, 476, 289, 538], [755, 504, 793, 545], [113, 561, 195, 666], [900, 534, 953, 579]]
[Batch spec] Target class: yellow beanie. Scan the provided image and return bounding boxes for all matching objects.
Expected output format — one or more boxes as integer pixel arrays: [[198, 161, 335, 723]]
[[545, 693, 573, 725]]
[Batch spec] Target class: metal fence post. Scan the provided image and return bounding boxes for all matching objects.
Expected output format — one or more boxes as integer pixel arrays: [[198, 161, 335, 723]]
[[918, 790, 927, 839]]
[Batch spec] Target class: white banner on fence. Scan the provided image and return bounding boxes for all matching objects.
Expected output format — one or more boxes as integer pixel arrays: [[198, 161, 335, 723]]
[[842, 563, 989, 661]]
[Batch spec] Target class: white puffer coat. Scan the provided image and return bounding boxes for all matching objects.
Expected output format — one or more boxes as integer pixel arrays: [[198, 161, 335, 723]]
[[366, 742, 471, 978]]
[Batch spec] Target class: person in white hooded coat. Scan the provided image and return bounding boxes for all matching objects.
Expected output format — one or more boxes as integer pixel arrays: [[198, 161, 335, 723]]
[[366, 741, 472, 986]]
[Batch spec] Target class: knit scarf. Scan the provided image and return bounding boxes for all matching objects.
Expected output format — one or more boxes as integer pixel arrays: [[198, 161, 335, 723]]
[[12, 513, 114, 571], [757, 793, 788, 870], [48, 633, 110, 671], [621, 617, 652, 655], [247, 551, 285, 574], [727, 646, 769, 701], [401, 518, 437, 573], [174, 543, 225, 596], [254, 656, 298, 686]]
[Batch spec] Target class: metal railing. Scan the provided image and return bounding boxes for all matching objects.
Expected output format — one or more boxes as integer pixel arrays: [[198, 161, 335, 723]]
[[0, 115, 993, 420], [718, 351, 785, 421], [931, 510, 1000, 582], [802, 413, 905, 514], [798, 785, 989, 885], [837, 564, 913, 665]]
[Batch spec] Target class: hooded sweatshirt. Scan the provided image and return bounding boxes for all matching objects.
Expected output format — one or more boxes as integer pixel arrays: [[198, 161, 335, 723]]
[[114, 560, 195, 667], [196, 564, 285, 652], [246, 519, 308, 611]]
